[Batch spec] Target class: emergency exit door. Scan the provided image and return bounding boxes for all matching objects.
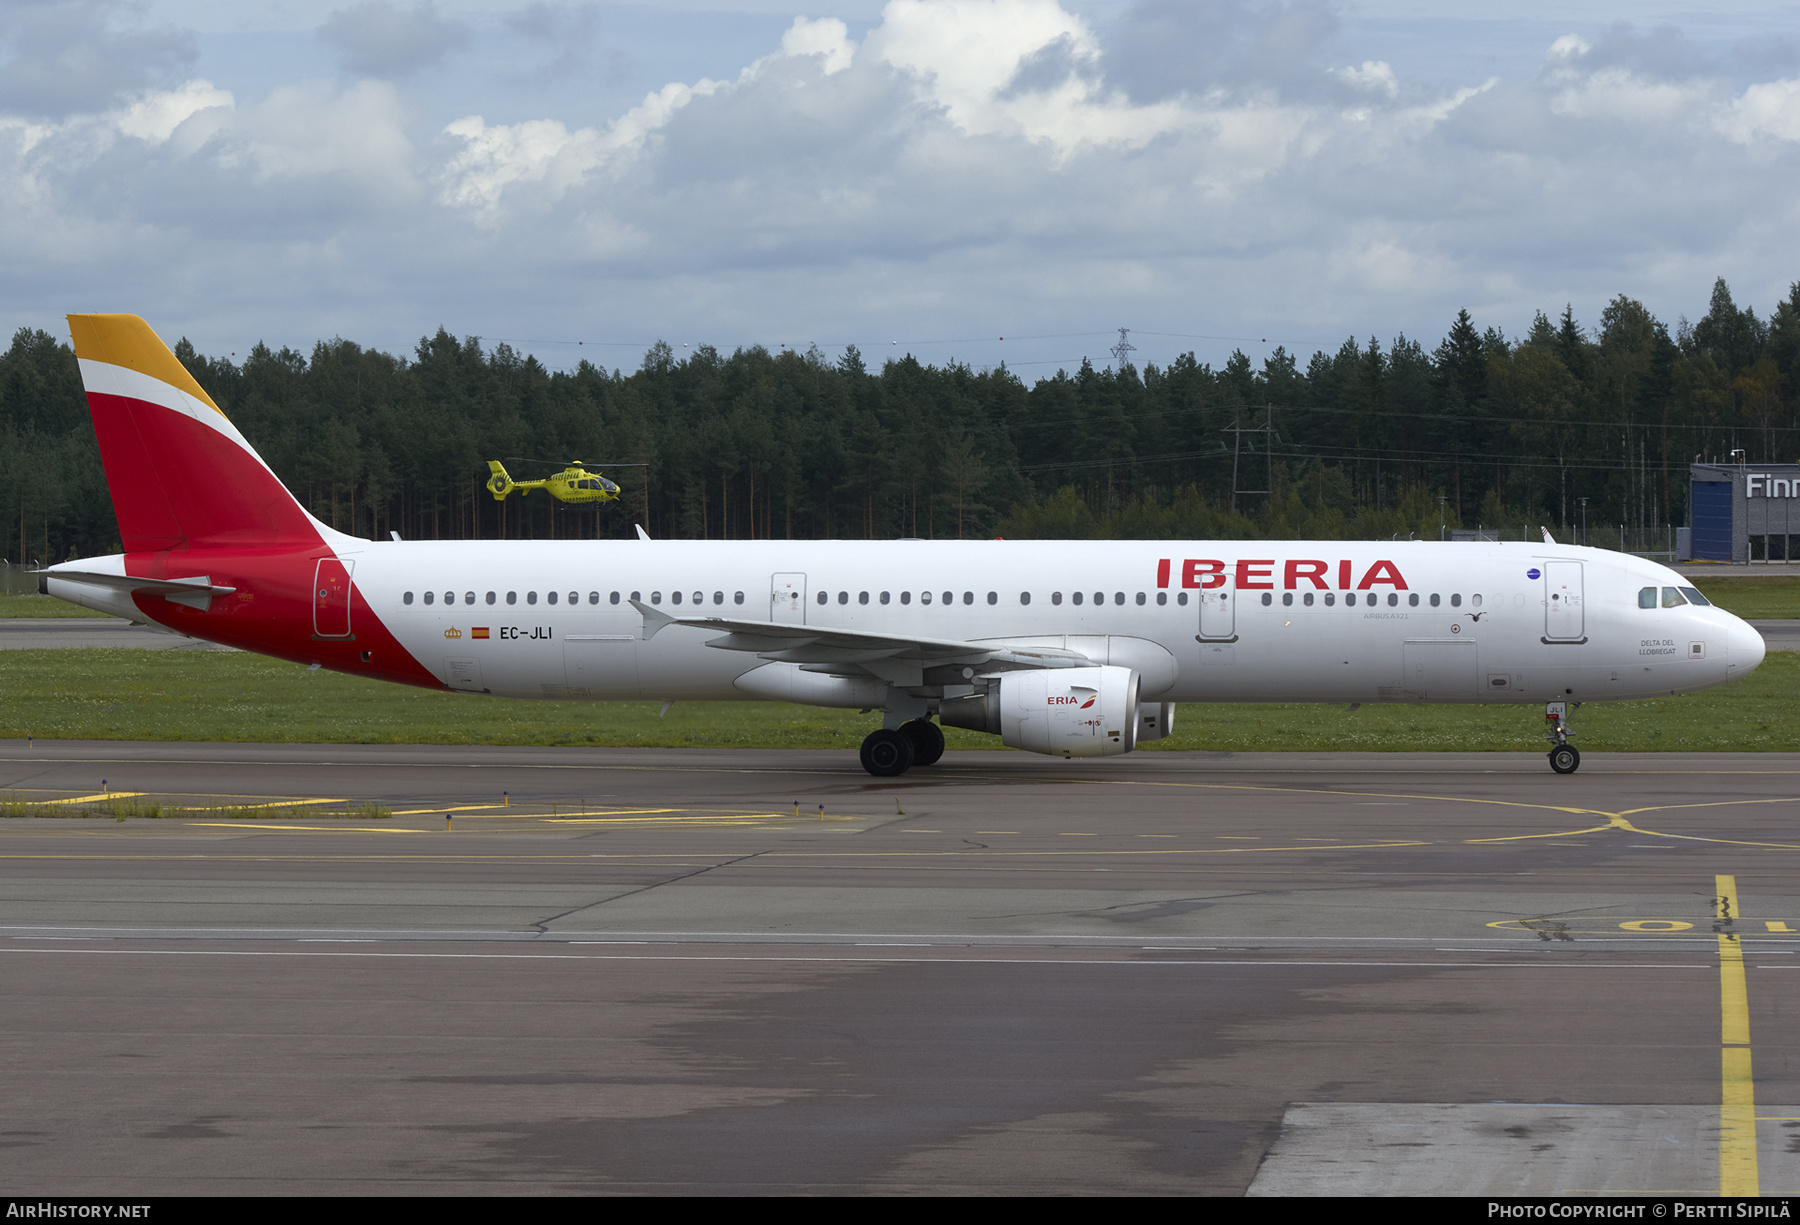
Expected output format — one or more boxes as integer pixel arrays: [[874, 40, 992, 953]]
[[771, 573, 807, 624], [1198, 573, 1236, 641]]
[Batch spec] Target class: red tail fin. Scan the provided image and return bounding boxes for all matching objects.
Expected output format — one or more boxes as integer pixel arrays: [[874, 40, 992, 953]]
[[66, 314, 322, 552]]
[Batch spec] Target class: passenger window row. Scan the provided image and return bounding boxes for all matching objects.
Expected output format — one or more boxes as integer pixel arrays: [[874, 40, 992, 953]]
[[407, 590, 601, 606]]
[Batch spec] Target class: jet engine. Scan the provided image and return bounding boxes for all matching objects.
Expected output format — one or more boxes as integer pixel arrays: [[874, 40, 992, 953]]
[[940, 665, 1141, 757]]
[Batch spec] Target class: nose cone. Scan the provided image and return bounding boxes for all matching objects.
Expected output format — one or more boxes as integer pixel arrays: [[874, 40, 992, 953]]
[[1727, 615, 1766, 677]]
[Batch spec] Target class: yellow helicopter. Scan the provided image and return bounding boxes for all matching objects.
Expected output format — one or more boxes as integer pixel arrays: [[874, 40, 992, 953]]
[[485, 460, 626, 505]]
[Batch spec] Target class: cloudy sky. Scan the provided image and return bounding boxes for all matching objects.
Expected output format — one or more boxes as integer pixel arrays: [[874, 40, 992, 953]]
[[4, 0, 1799, 374]]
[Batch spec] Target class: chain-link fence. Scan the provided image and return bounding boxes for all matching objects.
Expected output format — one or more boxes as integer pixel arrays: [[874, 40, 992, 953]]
[[0, 561, 42, 595]]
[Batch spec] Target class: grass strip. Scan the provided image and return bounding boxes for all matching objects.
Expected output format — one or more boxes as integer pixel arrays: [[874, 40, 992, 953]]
[[1, 648, 1794, 753]]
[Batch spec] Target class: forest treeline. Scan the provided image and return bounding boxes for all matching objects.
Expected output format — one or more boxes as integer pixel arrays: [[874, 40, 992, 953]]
[[4, 276, 1798, 564]]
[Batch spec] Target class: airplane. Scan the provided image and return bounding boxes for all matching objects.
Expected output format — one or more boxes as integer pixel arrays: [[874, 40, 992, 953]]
[[39, 314, 1768, 777]]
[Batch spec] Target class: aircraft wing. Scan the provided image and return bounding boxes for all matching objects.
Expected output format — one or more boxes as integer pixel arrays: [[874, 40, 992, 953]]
[[630, 600, 1090, 687]]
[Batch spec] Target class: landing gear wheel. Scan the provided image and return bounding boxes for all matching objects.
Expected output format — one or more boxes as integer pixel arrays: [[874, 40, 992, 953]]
[[1548, 745, 1580, 775], [860, 728, 915, 777], [900, 719, 945, 767]]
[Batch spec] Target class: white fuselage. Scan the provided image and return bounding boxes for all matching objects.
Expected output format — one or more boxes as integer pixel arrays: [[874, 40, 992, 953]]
[[304, 538, 1762, 706]]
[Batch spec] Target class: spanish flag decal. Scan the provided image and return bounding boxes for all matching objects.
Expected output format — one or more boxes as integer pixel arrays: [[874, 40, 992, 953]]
[[472, 627, 490, 639]]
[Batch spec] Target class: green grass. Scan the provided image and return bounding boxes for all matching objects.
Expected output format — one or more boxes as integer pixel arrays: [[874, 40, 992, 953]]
[[0, 595, 109, 618], [1687, 577, 1800, 620], [1, 648, 1795, 753]]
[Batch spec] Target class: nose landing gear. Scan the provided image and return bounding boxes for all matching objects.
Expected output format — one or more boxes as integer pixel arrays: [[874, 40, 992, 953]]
[[1546, 701, 1580, 774]]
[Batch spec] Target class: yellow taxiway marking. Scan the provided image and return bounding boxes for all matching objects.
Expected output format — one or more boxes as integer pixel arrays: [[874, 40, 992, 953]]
[[33, 792, 148, 805], [182, 823, 425, 834], [1716, 874, 1760, 1198], [389, 804, 513, 816]]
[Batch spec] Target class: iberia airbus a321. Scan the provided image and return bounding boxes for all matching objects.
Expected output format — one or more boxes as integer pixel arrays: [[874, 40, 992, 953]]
[[39, 314, 1767, 776]]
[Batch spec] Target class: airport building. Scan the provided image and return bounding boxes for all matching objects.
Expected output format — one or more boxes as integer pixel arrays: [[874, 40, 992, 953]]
[[1689, 462, 1800, 562]]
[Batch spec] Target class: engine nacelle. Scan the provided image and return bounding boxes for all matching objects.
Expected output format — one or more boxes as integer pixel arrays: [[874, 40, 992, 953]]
[[941, 665, 1140, 758]]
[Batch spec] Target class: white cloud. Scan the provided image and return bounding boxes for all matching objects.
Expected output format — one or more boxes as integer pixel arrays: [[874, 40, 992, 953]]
[[1724, 77, 1800, 141], [1336, 61, 1398, 99], [114, 79, 232, 143], [780, 16, 855, 77]]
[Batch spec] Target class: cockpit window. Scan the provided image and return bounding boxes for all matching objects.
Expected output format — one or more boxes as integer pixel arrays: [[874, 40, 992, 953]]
[[1638, 587, 1657, 609], [1678, 586, 1711, 607], [1662, 587, 1687, 608]]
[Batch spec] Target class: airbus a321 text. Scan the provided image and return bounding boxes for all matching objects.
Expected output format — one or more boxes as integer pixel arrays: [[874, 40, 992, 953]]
[[41, 315, 1767, 776]]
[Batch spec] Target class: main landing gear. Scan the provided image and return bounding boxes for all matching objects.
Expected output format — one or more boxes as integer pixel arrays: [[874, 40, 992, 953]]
[[858, 719, 944, 777], [1545, 701, 1580, 775]]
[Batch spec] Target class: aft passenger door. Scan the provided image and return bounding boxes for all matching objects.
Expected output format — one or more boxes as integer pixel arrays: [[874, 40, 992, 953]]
[[1543, 561, 1584, 641], [771, 573, 807, 625], [313, 558, 353, 639]]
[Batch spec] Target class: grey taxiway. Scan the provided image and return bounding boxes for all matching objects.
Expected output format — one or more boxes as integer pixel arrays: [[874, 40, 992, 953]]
[[1, 741, 1796, 1195]]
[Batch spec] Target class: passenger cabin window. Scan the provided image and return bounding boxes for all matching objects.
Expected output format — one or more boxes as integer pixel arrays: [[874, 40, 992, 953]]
[[838, 591, 849, 604], [962, 592, 973, 605], [404, 592, 414, 605], [879, 592, 889, 605], [942, 591, 953, 605], [1282, 592, 1293, 607], [987, 592, 997, 605], [1388, 593, 1399, 607], [588, 592, 599, 604], [548, 591, 558, 605], [921, 592, 932, 605], [1020, 592, 1031, 605], [1093, 592, 1104, 605], [1261, 592, 1272, 606], [571, 592, 580, 605], [423, 591, 433, 605], [486, 592, 496, 605], [713, 592, 723, 605], [528, 591, 538, 605], [735, 592, 745, 605], [651, 592, 662, 604], [859, 592, 869, 605], [1450, 594, 1461, 607], [1662, 587, 1687, 608], [611, 592, 621, 605], [1345, 593, 1356, 607], [901, 592, 912, 605], [692, 592, 702, 605], [671, 591, 681, 605], [1472, 594, 1483, 608], [1156, 592, 1167, 606], [630, 591, 640, 602], [1114, 592, 1124, 605], [1177, 592, 1188, 605], [443, 591, 453, 605], [1072, 592, 1083, 606], [1324, 592, 1336, 606], [816, 592, 827, 605], [1052, 592, 1062, 605], [1408, 593, 1419, 606], [1302, 592, 1313, 607]]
